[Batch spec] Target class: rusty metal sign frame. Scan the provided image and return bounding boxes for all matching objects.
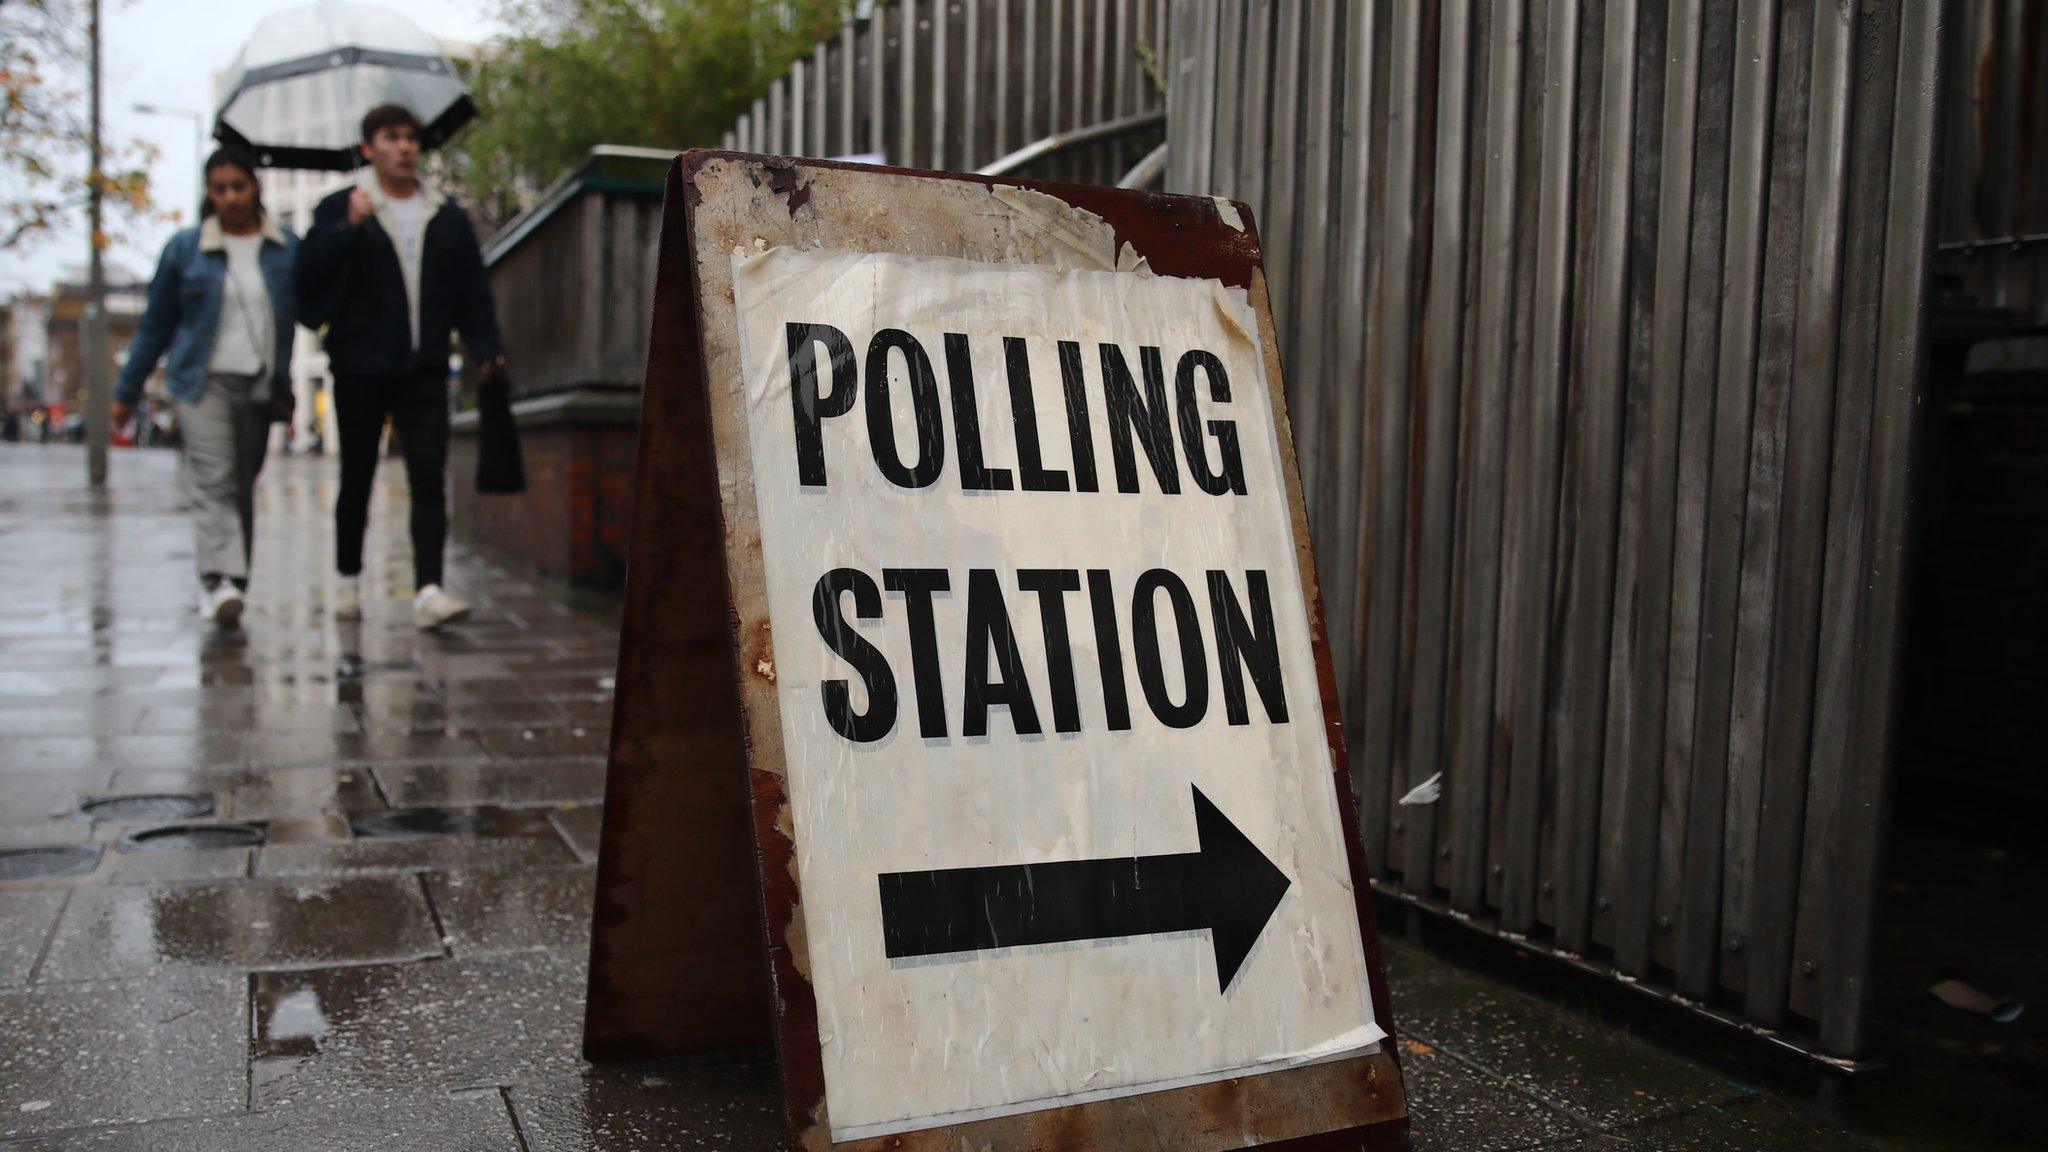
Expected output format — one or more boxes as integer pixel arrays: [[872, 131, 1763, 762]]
[[586, 150, 1409, 1151]]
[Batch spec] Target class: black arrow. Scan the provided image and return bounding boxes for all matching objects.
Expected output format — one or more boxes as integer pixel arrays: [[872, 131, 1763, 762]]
[[877, 785, 1291, 991]]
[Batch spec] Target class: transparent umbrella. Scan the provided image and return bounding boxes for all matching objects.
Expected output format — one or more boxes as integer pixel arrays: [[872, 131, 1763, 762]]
[[213, 1, 476, 171]]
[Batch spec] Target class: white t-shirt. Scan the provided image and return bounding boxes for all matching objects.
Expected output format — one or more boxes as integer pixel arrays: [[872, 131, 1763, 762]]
[[208, 232, 272, 377], [385, 191, 426, 350], [387, 192, 425, 262]]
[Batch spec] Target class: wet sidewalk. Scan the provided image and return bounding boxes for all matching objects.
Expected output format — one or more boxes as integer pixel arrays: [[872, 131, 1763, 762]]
[[1, 444, 1881, 1150]]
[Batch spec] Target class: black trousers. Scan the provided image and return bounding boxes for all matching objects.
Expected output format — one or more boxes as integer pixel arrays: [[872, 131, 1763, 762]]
[[333, 371, 449, 589]]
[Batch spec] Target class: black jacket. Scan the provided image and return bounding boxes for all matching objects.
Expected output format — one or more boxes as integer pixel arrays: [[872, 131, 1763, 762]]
[[297, 184, 504, 377]]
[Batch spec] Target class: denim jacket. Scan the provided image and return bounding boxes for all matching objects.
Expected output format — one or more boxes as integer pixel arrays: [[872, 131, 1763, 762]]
[[117, 215, 299, 405]]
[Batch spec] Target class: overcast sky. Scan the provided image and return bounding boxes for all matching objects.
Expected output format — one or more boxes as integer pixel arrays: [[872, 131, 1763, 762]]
[[0, 0, 501, 296]]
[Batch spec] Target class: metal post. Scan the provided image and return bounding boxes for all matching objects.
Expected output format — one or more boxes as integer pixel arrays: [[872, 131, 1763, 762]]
[[85, 0, 110, 487]]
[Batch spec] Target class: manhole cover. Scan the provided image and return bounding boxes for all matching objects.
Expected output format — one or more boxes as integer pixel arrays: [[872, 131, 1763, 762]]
[[79, 793, 217, 822], [120, 823, 267, 851], [349, 808, 487, 838], [0, 844, 102, 881]]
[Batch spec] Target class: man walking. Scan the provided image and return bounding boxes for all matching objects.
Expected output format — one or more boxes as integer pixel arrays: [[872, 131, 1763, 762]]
[[298, 103, 503, 630]]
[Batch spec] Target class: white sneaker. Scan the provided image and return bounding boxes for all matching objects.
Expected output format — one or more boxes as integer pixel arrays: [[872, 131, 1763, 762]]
[[334, 577, 362, 620], [203, 583, 244, 627], [413, 583, 471, 632]]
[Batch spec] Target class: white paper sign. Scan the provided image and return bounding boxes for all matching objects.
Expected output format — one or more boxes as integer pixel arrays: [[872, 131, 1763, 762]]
[[731, 246, 1383, 1140]]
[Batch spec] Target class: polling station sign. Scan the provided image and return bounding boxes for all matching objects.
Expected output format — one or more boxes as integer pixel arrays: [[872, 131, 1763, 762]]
[[586, 154, 1409, 1152]]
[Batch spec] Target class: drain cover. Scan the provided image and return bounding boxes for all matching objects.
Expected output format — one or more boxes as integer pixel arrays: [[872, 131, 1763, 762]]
[[120, 823, 267, 851], [0, 844, 102, 881], [349, 808, 487, 838], [79, 793, 217, 822]]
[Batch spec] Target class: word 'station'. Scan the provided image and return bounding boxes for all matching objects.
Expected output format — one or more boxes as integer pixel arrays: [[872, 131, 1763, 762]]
[[732, 246, 1382, 1141], [788, 320, 1279, 742]]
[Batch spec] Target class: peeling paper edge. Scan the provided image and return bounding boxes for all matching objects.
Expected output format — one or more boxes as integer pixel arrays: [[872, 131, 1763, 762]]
[[1213, 197, 1246, 232], [829, 1025, 1386, 1143], [991, 183, 1126, 272]]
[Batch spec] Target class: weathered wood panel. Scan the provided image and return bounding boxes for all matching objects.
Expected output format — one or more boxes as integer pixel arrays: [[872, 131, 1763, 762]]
[[1167, 0, 1946, 1059], [728, 0, 1170, 185]]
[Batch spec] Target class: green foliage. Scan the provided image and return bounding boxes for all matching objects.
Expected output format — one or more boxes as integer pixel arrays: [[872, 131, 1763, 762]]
[[1, 0, 165, 251], [445, 0, 843, 229]]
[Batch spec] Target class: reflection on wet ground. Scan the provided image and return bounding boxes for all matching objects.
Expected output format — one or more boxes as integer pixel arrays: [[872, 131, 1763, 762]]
[[0, 445, 1902, 1149]]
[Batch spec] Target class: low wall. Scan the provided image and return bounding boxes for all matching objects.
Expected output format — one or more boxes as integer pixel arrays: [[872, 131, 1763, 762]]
[[450, 388, 639, 591]]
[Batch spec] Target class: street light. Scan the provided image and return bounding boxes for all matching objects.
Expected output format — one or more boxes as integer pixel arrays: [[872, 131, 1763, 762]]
[[131, 102, 207, 210]]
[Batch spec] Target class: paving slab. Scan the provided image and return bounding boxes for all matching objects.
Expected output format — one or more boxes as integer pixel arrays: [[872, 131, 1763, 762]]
[[258, 834, 578, 878], [38, 876, 442, 980], [1399, 1037, 1589, 1152], [1386, 941, 1752, 1131], [96, 846, 254, 886], [0, 974, 246, 1139], [0, 735, 247, 774], [426, 865, 596, 956], [0, 1093, 521, 1151], [373, 762, 607, 808], [251, 952, 588, 1108], [549, 807, 604, 864], [103, 767, 381, 821], [242, 730, 489, 769], [0, 772, 110, 822], [1543, 1095, 1881, 1150], [0, 891, 65, 987], [475, 727, 610, 760], [508, 1058, 783, 1152], [362, 698, 568, 735]]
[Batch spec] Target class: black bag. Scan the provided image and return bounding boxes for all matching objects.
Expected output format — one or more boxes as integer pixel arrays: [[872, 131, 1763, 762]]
[[474, 370, 527, 494]]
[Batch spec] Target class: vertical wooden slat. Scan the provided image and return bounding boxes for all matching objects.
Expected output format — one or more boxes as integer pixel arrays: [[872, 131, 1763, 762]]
[[1743, 0, 1854, 1026], [1022, 0, 1040, 147], [841, 21, 858, 156], [1237, 1, 1276, 210], [1289, 0, 1343, 503], [870, 4, 890, 162], [963, 0, 981, 167], [791, 59, 808, 156], [1791, 0, 1900, 1028], [1445, 0, 1525, 913], [1676, 0, 1776, 997], [1813, 0, 1939, 1054], [1545, 0, 1634, 952], [900, 0, 919, 167], [1264, 2, 1307, 362], [1719, 0, 1810, 999], [1591, 0, 1672, 959], [932, 0, 949, 169], [1603, 0, 1699, 976], [814, 43, 831, 155], [1656, 0, 1735, 979], [1321, 0, 1382, 719], [1401, 0, 1474, 895], [1355, 0, 1425, 879], [1207, 0, 1244, 197], [993, 0, 1012, 160], [1497, 0, 1579, 929]]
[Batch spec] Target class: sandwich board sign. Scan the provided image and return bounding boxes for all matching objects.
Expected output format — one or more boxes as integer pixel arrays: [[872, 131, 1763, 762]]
[[586, 151, 1410, 1152]]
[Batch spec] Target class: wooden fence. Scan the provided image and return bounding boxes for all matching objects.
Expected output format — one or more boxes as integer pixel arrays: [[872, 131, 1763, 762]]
[[1166, 0, 1944, 1058], [720, 0, 1171, 182]]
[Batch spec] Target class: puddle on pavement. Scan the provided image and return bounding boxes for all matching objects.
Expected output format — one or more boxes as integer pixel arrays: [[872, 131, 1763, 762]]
[[0, 844, 103, 881], [349, 806, 558, 839], [78, 792, 217, 822], [120, 822, 267, 851]]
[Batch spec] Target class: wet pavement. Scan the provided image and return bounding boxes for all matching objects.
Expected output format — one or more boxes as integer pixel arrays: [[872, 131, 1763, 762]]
[[0, 444, 1895, 1150]]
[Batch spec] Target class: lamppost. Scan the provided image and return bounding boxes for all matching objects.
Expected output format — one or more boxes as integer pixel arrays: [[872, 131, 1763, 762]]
[[132, 102, 208, 212]]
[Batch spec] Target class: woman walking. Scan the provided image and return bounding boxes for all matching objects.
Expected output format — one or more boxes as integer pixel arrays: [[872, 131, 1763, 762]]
[[114, 147, 298, 626]]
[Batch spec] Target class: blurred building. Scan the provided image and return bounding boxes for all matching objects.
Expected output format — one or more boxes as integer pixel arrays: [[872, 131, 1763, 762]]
[[1, 294, 51, 410], [44, 274, 158, 413]]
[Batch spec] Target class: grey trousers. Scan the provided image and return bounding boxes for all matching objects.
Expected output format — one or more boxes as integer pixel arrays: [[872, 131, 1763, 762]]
[[176, 373, 270, 583]]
